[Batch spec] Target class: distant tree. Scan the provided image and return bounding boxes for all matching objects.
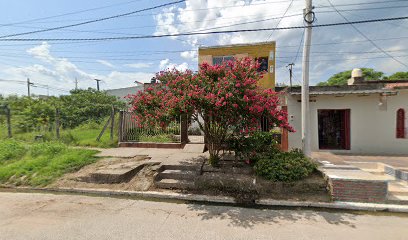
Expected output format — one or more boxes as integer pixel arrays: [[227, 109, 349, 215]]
[[317, 68, 385, 86], [387, 72, 408, 80], [59, 89, 125, 128]]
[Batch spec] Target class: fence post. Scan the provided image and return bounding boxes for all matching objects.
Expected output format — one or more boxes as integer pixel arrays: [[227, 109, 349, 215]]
[[55, 108, 60, 139], [118, 110, 124, 143], [5, 105, 12, 138], [110, 105, 115, 141], [96, 116, 111, 142], [180, 114, 188, 144]]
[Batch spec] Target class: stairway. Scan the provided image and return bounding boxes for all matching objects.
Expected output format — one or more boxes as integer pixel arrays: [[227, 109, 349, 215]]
[[154, 165, 199, 190], [388, 180, 408, 204]]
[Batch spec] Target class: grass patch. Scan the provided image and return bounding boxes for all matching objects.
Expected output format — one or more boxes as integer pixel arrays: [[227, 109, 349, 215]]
[[0, 119, 118, 148], [0, 140, 98, 186]]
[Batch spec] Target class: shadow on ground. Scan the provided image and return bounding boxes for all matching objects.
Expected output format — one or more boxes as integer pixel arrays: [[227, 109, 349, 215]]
[[187, 203, 359, 229]]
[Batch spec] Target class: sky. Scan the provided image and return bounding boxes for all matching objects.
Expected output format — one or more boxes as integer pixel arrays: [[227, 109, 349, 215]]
[[0, 0, 407, 96]]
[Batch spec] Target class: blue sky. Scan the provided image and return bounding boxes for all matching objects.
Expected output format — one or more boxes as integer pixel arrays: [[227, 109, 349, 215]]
[[0, 0, 407, 96]]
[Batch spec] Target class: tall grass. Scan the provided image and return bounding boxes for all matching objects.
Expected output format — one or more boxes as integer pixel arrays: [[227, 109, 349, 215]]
[[0, 140, 98, 186]]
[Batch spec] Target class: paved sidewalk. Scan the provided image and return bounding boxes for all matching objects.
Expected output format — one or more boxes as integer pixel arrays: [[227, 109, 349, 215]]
[[1, 192, 408, 240], [313, 152, 408, 169], [95, 147, 209, 166]]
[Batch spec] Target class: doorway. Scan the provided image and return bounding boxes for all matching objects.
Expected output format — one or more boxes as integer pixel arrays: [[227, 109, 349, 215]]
[[318, 109, 350, 150]]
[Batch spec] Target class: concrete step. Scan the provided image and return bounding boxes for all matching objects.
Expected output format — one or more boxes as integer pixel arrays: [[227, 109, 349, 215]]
[[161, 164, 199, 172], [159, 169, 196, 180], [155, 178, 195, 190], [387, 193, 408, 204], [388, 181, 408, 196]]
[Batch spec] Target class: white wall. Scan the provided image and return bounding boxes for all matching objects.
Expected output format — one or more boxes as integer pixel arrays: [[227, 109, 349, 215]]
[[287, 90, 408, 155]]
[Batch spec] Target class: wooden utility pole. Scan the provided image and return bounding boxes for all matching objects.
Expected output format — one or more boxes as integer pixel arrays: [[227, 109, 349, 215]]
[[301, 0, 314, 157], [27, 78, 34, 97], [94, 79, 102, 91], [75, 77, 78, 90], [286, 63, 295, 89]]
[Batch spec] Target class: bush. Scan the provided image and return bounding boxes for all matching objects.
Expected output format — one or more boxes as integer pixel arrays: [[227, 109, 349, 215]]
[[254, 149, 317, 182], [227, 131, 279, 164], [0, 140, 26, 163]]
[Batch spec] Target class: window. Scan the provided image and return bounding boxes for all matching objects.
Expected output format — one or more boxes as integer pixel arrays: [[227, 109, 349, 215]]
[[256, 57, 269, 72], [212, 56, 234, 65], [396, 108, 405, 138]]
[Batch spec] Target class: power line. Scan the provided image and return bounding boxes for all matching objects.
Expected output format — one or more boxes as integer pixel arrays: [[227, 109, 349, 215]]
[[0, 0, 147, 28], [0, 0, 186, 39], [326, 0, 408, 69], [316, 0, 408, 9], [0, 16, 407, 42]]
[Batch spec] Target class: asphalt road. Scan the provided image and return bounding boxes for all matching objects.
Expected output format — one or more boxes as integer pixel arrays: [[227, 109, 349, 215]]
[[0, 191, 407, 240]]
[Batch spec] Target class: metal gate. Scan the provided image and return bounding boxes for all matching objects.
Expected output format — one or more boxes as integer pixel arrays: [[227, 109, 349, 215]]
[[119, 111, 181, 143]]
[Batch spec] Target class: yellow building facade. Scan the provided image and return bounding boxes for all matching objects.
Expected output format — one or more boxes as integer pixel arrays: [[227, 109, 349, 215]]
[[198, 42, 276, 89]]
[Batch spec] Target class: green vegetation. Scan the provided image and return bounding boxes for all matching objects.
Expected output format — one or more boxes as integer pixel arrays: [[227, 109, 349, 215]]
[[317, 68, 385, 86], [227, 131, 279, 165], [387, 72, 408, 80], [254, 149, 317, 182], [0, 89, 125, 148], [0, 140, 98, 186]]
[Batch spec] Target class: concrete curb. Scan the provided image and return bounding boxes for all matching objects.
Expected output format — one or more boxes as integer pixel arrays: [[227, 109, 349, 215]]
[[1, 186, 408, 213]]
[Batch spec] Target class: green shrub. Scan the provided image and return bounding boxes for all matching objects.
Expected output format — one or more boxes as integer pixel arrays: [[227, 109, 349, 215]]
[[227, 131, 279, 164], [0, 140, 26, 163], [254, 149, 317, 182]]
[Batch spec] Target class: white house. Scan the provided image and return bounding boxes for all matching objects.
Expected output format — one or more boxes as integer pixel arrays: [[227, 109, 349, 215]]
[[106, 86, 143, 101], [280, 69, 408, 155]]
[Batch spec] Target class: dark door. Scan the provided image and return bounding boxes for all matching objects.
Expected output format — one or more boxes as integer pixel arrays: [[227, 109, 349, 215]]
[[318, 109, 350, 150]]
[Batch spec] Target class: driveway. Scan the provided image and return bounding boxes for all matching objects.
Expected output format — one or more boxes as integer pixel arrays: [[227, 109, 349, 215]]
[[0, 191, 407, 240]]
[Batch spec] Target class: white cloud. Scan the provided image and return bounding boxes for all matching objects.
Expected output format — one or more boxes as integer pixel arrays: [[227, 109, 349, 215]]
[[0, 42, 155, 95], [124, 62, 152, 69], [26, 42, 54, 62], [180, 50, 197, 60], [159, 58, 189, 71], [96, 60, 115, 68], [154, 0, 408, 85]]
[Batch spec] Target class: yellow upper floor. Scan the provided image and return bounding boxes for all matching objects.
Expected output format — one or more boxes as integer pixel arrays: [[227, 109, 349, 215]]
[[198, 42, 276, 89]]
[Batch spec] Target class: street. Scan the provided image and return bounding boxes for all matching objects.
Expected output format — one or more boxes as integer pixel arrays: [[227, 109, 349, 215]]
[[0, 191, 407, 240]]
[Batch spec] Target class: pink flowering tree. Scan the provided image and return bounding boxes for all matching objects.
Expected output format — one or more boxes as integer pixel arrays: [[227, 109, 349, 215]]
[[128, 57, 292, 165]]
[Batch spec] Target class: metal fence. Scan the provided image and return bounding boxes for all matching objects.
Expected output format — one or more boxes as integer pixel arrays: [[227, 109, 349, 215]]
[[119, 111, 181, 143]]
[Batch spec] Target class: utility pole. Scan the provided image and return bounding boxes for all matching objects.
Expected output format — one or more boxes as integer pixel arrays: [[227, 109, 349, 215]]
[[75, 77, 78, 90], [286, 63, 295, 89], [301, 0, 314, 157], [94, 79, 102, 91], [27, 78, 34, 97]]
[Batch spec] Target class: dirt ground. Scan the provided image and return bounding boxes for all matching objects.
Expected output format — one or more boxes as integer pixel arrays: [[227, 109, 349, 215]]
[[50, 156, 159, 191]]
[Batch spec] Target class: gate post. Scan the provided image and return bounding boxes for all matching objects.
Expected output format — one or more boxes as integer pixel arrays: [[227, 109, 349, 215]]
[[118, 110, 124, 143], [180, 114, 188, 144]]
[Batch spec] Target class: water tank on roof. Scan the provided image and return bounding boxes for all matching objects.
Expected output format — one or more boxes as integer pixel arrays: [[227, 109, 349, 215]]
[[351, 68, 363, 78]]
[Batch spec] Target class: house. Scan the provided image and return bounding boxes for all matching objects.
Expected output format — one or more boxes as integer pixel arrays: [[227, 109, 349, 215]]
[[106, 86, 143, 101], [198, 42, 276, 89], [279, 69, 408, 155]]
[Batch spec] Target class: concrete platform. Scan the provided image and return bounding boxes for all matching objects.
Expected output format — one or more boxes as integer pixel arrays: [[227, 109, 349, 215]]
[[322, 168, 395, 181], [82, 160, 160, 184]]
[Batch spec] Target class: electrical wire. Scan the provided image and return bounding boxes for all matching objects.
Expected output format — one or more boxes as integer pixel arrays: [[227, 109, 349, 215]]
[[326, 0, 408, 69], [0, 16, 406, 41], [0, 0, 186, 39], [0, 0, 148, 28]]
